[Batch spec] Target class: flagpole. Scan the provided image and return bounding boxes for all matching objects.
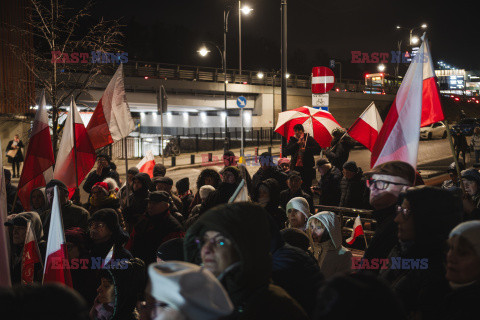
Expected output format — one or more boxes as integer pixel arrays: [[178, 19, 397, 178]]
[[71, 97, 79, 193], [124, 137, 129, 207]]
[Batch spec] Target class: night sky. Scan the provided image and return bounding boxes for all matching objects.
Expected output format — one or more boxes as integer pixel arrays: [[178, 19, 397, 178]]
[[84, 0, 480, 79]]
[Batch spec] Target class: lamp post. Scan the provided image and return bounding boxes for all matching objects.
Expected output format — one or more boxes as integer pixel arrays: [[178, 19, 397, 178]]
[[238, 2, 253, 76], [197, 43, 228, 152], [395, 23, 427, 78]]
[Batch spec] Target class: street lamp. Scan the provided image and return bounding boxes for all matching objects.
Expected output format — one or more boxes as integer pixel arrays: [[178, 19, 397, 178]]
[[198, 42, 228, 151], [238, 2, 253, 77], [411, 36, 419, 45], [378, 64, 386, 72], [257, 72, 264, 79]]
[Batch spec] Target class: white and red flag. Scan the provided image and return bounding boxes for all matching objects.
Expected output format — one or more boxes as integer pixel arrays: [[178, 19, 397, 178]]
[[86, 64, 135, 150], [54, 98, 97, 198], [18, 92, 55, 210], [371, 34, 443, 168], [22, 220, 42, 284], [346, 215, 365, 245], [348, 102, 383, 152], [136, 150, 156, 178], [43, 186, 73, 287], [0, 142, 12, 287]]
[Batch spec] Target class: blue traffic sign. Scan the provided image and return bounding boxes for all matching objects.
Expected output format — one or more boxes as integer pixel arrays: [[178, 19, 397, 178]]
[[237, 96, 247, 108]]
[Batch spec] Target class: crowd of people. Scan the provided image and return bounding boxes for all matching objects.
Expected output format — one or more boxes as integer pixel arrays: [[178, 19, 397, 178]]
[[2, 123, 480, 320]]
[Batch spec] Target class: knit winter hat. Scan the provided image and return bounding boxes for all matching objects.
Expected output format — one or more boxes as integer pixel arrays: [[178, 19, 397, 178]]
[[199, 185, 215, 200], [449, 220, 480, 258], [286, 197, 310, 220], [176, 177, 190, 194], [461, 169, 480, 185], [342, 161, 358, 173], [147, 261, 233, 320], [92, 182, 109, 195], [103, 178, 119, 193], [278, 157, 291, 166]]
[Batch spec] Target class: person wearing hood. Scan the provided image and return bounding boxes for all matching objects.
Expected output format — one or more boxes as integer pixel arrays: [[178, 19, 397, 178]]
[[3, 168, 23, 213], [252, 178, 287, 230], [339, 161, 369, 209], [307, 211, 351, 278], [460, 168, 480, 220], [268, 212, 324, 318], [117, 167, 140, 209], [123, 172, 153, 230], [90, 258, 146, 320], [221, 150, 253, 197], [85, 182, 121, 214], [43, 179, 90, 235], [286, 197, 311, 232], [184, 202, 309, 320], [4, 211, 45, 284], [280, 171, 314, 215], [380, 186, 462, 319], [83, 154, 120, 195], [188, 168, 222, 212], [201, 166, 242, 212], [312, 159, 342, 206], [30, 187, 48, 221], [252, 152, 288, 192], [130, 191, 185, 266], [442, 220, 480, 319], [176, 177, 194, 218], [140, 261, 233, 320]]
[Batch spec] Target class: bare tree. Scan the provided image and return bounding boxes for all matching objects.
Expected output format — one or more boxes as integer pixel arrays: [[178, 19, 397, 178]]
[[3, 0, 123, 156]]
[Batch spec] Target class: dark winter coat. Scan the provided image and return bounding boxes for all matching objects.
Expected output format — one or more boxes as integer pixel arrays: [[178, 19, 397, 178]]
[[441, 282, 480, 320], [252, 178, 287, 230], [184, 203, 309, 320], [279, 188, 314, 214], [130, 210, 185, 266], [339, 169, 369, 209], [43, 201, 90, 237], [6, 139, 24, 163], [179, 191, 194, 218], [284, 135, 321, 171], [83, 166, 120, 194], [252, 166, 288, 192], [324, 137, 354, 170], [316, 166, 342, 206], [122, 173, 152, 228], [362, 205, 398, 270], [201, 181, 239, 212], [6, 182, 23, 213]]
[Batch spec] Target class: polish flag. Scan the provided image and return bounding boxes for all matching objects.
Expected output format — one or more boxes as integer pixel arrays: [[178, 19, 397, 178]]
[[22, 220, 42, 284], [371, 34, 443, 169], [136, 150, 156, 178], [86, 64, 135, 150], [0, 144, 12, 287], [346, 215, 364, 245], [348, 102, 383, 152], [18, 92, 55, 210], [54, 99, 97, 198], [43, 186, 73, 287]]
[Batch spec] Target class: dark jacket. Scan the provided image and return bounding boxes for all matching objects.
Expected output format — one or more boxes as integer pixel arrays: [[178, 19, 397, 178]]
[[6, 183, 23, 213], [179, 191, 194, 218], [441, 282, 480, 320], [201, 181, 239, 212], [83, 166, 120, 194], [269, 214, 324, 317], [123, 173, 152, 228], [130, 210, 185, 266], [324, 136, 354, 170], [6, 139, 24, 162], [316, 166, 342, 206], [279, 188, 314, 214], [362, 205, 398, 269], [43, 201, 90, 237], [339, 169, 369, 209], [252, 166, 288, 192], [184, 203, 309, 320], [284, 135, 321, 171]]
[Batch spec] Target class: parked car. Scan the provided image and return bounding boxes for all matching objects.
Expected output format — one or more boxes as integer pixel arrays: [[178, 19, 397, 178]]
[[451, 118, 480, 136], [420, 121, 447, 140]]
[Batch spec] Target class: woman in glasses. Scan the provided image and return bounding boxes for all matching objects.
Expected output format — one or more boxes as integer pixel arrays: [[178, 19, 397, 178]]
[[379, 186, 462, 319], [184, 202, 309, 320]]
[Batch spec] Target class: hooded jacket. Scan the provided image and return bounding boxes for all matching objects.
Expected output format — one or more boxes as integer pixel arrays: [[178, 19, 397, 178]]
[[253, 178, 287, 230], [184, 203, 309, 320], [307, 211, 352, 278], [123, 173, 152, 228], [252, 166, 289, 192], [201, 167, 241, 212], [30, 187, 49, 221]]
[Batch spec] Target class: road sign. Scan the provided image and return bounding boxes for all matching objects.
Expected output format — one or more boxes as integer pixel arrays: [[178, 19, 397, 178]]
[[312, 66, 335, 94], [312, 93, 329, 108], [237, 96, 247, 108], [329, 59, 335, 68]]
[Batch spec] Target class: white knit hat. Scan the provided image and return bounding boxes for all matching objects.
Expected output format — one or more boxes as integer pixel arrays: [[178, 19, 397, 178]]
[[286, 197, 310, 220], [449, 221, 480, 258], [147, 261, 233, 320], [199, 185, 216, 200]]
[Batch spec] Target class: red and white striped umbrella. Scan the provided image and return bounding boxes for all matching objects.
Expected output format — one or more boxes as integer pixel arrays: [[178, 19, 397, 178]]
[[275, 106, 342, 148]]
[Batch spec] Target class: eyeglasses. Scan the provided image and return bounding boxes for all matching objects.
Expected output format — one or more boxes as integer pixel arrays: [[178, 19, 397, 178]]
[[366, 179, 408, 190], [88, 222, 106, 230], [195, 235, 230, 249], [395, 205, 412, 218]]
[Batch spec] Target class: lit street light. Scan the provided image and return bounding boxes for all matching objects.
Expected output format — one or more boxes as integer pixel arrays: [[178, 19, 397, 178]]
[[378, 64, 386, 72], [411, 36, 419, 45], [197, 47, 210, 57], [257, 72, 264, 79], [285, 73, 290, 79]]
